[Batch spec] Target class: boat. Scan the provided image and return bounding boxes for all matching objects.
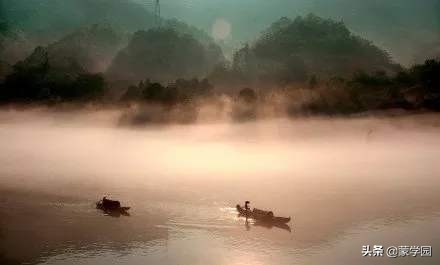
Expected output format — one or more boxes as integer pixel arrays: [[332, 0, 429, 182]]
[[236, 205, 290, 224], [96, 199, 130, 215]]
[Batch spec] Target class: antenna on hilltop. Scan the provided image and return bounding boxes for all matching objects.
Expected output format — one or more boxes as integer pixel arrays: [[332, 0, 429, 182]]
[[154, 0, 161, 27]]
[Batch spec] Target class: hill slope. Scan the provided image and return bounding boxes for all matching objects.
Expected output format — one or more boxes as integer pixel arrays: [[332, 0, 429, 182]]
[[45, 24, 124, 73], [230, 14, 398, 85], [0, 0, 155, 65], [152, 0, 440, 64], [107, 28, 224, 83], [1, 0, 155, 39]]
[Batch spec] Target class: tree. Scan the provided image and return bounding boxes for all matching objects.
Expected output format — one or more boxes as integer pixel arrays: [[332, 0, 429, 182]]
[[309, 75, 318, 89], [238, 87, 257, 104], [411, 59, 440, 93], [69, 73, 106, 100], [233, 87, 258, 121]]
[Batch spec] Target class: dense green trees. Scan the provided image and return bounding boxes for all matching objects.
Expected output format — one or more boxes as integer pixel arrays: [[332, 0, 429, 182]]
[[0, 24, 121, 102], [0, 20, 222, 104], [232, 87, 258, 121], [118, 78, 214, 125], [0, 0, 157, 71], [0, 46, 106, 102], [46, 24, 124, 73], [225, 14, 398, 87], [403, 59, 440, 110], [210, 14, 400, 89], [0, 20, 8, 37], [121, 78, 213, 105], [107, 28, 223, 83], [0, 18, 13, 78], [301, 59, 440, 114], [0, 19, 12, 80]]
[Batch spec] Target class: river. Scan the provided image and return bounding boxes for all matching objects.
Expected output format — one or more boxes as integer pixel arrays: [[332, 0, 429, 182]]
[[0, 110, 439, 265]]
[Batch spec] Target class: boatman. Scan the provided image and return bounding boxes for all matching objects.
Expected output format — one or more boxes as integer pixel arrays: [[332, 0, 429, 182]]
[[244, 201, 251, 220], [245, 201, 250, 211]]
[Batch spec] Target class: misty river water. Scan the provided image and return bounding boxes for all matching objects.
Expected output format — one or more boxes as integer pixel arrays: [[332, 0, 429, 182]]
[[0, 109, 439, 265]]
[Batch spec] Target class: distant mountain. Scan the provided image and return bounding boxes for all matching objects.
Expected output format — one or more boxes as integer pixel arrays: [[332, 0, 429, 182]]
[[9, 24, 123, 77], [107, 27, 224, 83], [0, 0, 223, 68], [1, 41, 108, 102], [312, 0, 440, 64], [0, 0, 155, 65], [151, 0, 440, 65], [45, 24, 125, 73], [229, 14, 399, 85], [161, 18, 218, 47], [0, 0, 155, 39], [0, 24, 123, 97]]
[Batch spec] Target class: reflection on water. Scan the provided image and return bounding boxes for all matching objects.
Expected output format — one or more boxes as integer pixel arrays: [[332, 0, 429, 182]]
[[252, 220, 292, 233], [0, 110, 440, 265]]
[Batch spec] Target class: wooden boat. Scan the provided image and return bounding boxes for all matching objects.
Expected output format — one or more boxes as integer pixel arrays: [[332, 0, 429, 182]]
[[96, 200, 130, 214], [236, 205, 290, 224]]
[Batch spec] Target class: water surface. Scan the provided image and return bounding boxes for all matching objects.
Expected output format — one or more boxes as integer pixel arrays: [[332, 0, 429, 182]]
[[0, 110, 439, 265]]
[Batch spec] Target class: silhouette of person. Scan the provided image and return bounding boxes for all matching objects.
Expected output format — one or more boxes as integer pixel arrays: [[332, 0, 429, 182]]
[[244, 201, 250, 220], [245, 201, 250, 211]]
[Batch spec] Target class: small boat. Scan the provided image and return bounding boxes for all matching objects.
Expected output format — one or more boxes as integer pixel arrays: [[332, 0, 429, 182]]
[[96, 198, 130, 215], [236, 205, 290, 224]]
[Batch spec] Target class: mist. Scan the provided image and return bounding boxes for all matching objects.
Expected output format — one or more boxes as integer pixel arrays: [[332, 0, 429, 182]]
[[1, 109, 440, 195]]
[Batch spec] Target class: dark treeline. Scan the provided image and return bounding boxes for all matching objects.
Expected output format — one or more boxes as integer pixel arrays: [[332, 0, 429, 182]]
[[121, 78, 213, 105], [0, 47, 106, 103], [300, 59, 440, 114], [118, 78, 218, 125]]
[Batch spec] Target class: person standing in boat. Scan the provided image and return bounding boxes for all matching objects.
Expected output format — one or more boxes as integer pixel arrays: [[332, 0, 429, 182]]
[[244, 201, 251, 220], [245, 201, 250, 211]]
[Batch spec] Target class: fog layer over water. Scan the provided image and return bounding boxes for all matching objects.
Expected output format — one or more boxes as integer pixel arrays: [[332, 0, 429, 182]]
[[1, 110, 440, 265]]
